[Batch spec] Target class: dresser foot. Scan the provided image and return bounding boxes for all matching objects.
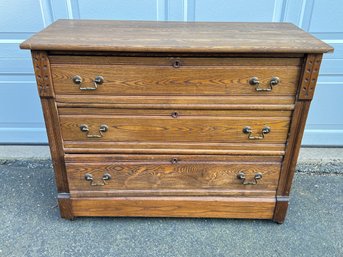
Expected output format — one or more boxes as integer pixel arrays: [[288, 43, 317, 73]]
[[272, 196, 289, 224], [58, 193, 74, 220]]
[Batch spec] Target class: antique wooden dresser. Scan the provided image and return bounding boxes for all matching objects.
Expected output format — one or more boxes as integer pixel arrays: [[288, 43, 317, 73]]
[[20, 20, 333, 223]]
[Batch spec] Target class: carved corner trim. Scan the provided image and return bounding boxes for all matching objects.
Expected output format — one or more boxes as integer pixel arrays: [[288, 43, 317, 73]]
[[31, 51, 54, 98], [298, 54, 323, 100]]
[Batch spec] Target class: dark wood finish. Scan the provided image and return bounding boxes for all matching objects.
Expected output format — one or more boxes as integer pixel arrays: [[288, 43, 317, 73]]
[[71, 196, 275, 219], [23, 21, 332, 222], [20, 20, 333, 53]]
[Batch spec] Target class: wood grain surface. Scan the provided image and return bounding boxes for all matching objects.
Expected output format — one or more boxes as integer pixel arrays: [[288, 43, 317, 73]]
[[59, 114, 290, 144], [51, 64, 300, 96], [63, 141, 286, 155], [298, 54, 323, 100], [49, 55, 303, 66], [65, 154, 282, 162], [70, 196, 275, 219], [66, 154, 281, 197], [56, 95, 296, 108], [31, 51, 72, 219], [31, 51, 54, 98], [20, 20, 333, 53], [59, 108, 292, 117], [24, 20, 331, 221]]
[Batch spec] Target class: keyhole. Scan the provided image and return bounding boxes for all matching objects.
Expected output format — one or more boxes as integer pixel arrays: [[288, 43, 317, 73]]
[[172, 60, 181, 68], [171, 111, 179, 118], [171, 158, 178, 164]]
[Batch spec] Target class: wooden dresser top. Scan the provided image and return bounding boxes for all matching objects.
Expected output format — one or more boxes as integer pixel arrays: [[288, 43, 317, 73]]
[[20, 20, 333, 54]]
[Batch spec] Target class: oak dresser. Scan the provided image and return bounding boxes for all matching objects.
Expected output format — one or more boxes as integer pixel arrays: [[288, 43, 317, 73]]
[[20, 20, 333, 223]]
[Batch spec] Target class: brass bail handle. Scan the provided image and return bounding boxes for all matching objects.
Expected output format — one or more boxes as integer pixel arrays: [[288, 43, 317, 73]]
[[237, 172, 262, 185], [72, 75, 104, 91], [80, 124, 108, 138], [249, 76, 280, 91], [243, 126, 271, 140], [84, 173, 112, 186]]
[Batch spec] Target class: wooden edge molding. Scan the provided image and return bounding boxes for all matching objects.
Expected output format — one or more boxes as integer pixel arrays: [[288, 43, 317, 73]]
[[31, 51, 55, 98], [273, 196, 289, 224], [48, 51, 305, 58], [298, 54, 323, 100], [58, 193, 74, 220], [63, 147, 286, 156]]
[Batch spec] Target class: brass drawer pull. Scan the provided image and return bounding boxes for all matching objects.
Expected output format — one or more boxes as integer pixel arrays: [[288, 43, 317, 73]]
[[84, 173, 112, 186], [249, 76, 280, 91], [243, 126, 270, 140], [80, 124, 108, 138], [72, 75, 104, 91], [237, 172, 262, 185]]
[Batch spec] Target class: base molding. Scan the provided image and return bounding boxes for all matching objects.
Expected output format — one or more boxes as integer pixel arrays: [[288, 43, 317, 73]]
[[58, 193, 74, 220], [273, 196, 289, 224], [68, 196, 275, 219]]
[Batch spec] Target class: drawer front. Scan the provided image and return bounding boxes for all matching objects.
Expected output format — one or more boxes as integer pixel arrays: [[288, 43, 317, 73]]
[[65, 154, 282, 197], [59, 110, 291, 145], [51, 57, 301, 96]]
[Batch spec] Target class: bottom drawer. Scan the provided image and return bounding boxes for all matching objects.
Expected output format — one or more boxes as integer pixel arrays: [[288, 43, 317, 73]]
[[65, 154, 282, 197]]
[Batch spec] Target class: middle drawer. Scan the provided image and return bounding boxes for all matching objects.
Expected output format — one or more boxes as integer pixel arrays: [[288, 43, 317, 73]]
[[59, 108, 291, 146]]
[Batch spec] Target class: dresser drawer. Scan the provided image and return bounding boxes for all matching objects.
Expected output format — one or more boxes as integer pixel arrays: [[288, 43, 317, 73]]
[[65, 154, 281, 197], [59, 109, 291, 146], [50, 56, 301, 96]]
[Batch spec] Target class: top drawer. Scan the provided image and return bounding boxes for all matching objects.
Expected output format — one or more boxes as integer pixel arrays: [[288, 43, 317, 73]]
[[50, 56, 302, 96]]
